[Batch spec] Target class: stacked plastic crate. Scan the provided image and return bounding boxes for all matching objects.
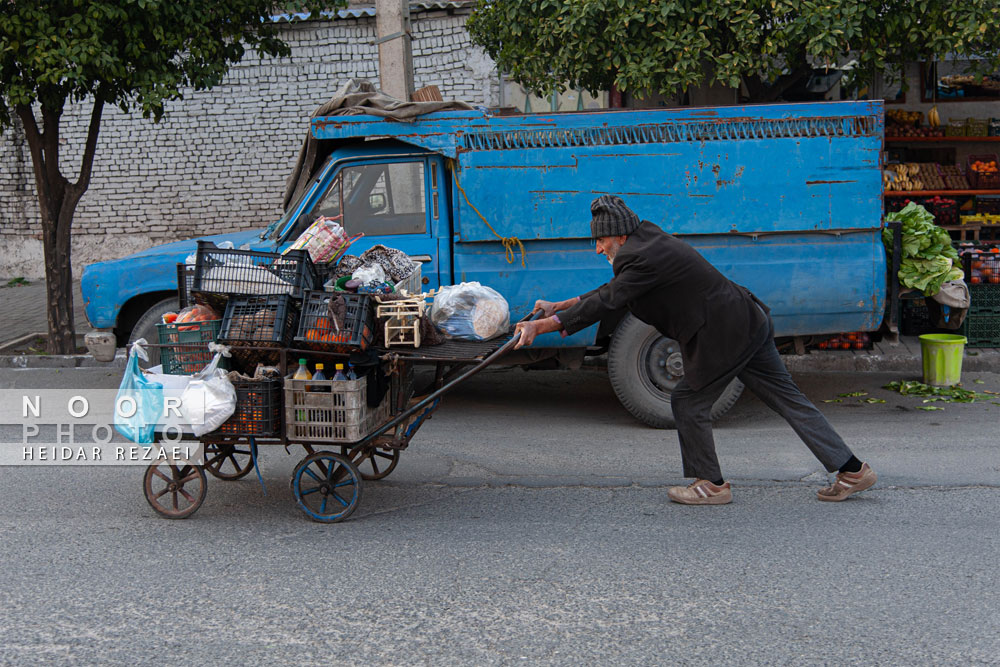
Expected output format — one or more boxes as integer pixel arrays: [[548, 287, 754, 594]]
[[961, 247, 1000, 348]]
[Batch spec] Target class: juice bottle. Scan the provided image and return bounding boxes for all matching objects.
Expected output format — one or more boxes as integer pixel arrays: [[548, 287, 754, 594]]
[[309, 363, 330, 393], [293, 359, 312, 419]]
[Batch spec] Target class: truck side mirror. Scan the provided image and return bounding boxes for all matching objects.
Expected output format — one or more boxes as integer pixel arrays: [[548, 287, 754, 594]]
[[368, 193, 387, 213]]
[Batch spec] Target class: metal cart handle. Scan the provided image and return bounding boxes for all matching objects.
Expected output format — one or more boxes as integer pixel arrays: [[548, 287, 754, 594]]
[[364, 311, 541, 443]]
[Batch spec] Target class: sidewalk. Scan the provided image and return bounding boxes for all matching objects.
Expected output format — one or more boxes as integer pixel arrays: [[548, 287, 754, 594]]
[[0, 278, 90, 345], [1, 277, 998, 372]]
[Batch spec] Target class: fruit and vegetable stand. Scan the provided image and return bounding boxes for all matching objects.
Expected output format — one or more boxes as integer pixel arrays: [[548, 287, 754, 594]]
[[136, 241, 527, 523]]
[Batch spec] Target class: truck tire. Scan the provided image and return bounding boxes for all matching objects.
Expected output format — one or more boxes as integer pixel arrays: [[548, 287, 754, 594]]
[[607, 314, 744, 429], [127, 296, 179, 369]]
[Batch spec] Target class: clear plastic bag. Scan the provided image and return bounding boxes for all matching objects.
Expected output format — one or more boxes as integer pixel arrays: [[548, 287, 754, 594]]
[[114, 340, 164, 444], [431, 282, 510, 341], [352, 263, 386, 287]]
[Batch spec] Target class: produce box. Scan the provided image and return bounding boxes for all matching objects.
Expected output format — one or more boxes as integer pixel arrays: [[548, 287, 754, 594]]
[[939, 165, 970, 190], [959, 312, 1000, 348], [192, 240, 319, 305], [966, 154, 1000, 190], [284, 374, 392, 443], [218, 294, 299, 365], [898, 297, 939, 337], [293, 291, 375, 353], [176, 263, 195, 309], [814, 332, 873, 350], [967, 118, 990, 137], [212, 378, 283, 437], [156, 319, 223, 375]]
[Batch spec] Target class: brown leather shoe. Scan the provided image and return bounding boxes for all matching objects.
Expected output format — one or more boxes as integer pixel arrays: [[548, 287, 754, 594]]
[[817, 463, 877, 502], [667, 479, 732, 505]]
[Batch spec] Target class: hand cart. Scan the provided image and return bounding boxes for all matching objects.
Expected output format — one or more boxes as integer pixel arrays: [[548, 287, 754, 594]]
[[141, 316, 531, 523]]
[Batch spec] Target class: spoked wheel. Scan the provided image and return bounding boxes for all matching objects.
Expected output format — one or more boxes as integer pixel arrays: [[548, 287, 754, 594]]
[[204, 442, 254, 480], [143, 462, 207, 519], [342, 445, 400, 481], [291, 451, 363, 523]]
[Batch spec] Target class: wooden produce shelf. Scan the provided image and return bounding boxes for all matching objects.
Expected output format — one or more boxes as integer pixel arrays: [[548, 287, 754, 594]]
[[883, 190, 1000, 198], [885, 136, 1000, 143]]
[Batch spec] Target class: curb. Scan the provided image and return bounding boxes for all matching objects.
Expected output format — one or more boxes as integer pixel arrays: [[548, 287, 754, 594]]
[[0, 351, 127, 369]]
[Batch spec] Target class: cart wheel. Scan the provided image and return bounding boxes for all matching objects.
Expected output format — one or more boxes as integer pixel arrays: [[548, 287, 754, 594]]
[[291, 451, 362, 523], [342, 445, 400, 481], [143, 462, 207, 519], [204, 443, 254, 480]]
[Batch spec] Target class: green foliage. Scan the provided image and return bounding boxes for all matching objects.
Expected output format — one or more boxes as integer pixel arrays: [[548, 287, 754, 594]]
[[467, 0, 1000, 100], [0, 0, 333, 127], [883, 202, 964, 295]]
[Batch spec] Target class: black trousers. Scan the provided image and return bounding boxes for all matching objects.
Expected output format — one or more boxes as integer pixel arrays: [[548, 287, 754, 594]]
[[670, 316, 855, 482]]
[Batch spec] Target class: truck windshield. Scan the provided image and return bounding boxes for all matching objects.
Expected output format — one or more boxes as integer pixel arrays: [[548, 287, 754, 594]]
[[283, 160, 426, 242]]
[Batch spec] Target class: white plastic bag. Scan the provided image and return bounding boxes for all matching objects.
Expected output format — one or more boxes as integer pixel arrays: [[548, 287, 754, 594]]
[[431, 282, 510, 341], [141, 343, 236, 436], [182, 343, 238, 437]]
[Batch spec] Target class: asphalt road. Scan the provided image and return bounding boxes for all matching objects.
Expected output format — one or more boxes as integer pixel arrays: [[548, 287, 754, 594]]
[[1, 366, 998, 665]]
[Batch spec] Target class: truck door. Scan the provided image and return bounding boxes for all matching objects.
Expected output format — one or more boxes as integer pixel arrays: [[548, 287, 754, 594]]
[[290, 156, 443, 290]]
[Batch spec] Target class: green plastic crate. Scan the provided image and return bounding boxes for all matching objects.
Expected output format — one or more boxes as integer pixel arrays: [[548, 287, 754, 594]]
[[156, 319, 226, 374], [959, 312, 1000, 348]]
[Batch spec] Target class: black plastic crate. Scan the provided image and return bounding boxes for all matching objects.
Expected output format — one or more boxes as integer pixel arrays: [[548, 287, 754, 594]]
[[293, 291, 375, 353], [218, 295, 299, 368], [176, 263, 195, 309], [960, 312, 1000, 348], [192, 240, 319, 301], [899, 297, 939, 336], [213, 378, 283, 437], [156, 319, 224, 375]]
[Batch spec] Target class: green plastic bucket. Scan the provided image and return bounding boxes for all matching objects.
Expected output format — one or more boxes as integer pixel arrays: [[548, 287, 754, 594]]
[[919, 333, 967, 386]]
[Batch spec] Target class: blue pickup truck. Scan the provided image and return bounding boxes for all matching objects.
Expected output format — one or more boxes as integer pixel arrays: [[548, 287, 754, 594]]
[[82, 100, 886, 427]]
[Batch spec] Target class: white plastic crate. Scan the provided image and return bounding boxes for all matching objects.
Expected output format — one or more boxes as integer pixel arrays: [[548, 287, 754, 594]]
[[284, 375, 391, 443], [394, 262, 422, 295]]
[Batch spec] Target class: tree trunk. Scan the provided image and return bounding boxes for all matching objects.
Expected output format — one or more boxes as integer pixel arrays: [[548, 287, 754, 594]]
[[16, 97, 104, 355]]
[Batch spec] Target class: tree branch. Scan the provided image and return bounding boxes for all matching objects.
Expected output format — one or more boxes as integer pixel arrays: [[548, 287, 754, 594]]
[[14, 104, 54, 221], [69, 95, 105, 203]]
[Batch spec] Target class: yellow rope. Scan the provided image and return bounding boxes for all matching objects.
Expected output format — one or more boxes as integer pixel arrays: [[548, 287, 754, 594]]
[[447, 161, 526, 267]]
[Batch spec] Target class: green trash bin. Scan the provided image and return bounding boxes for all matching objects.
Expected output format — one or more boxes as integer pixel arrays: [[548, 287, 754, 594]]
[[919, 333, 967, 387]]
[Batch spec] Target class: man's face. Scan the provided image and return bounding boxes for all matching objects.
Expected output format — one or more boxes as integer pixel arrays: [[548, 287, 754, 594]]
[[595, 235, 627, 265]]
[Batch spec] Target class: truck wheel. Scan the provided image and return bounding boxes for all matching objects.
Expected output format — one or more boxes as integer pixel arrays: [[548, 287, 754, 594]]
[[607, 314, 744, 429], [127, 296, 179, 369]]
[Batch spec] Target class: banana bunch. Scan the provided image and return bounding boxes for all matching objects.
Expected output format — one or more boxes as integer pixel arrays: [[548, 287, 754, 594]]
[[883, 163, 924, 191], [928, 106, 940, 128]]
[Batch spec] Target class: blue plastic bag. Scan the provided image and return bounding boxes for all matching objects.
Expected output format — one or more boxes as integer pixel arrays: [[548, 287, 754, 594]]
[[114, 339, 164, 444]]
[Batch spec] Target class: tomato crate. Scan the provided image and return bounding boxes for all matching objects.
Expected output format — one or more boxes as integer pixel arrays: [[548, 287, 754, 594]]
[[156, 319, 224, 375], [284, 375, 392, 443], [293, 291, 375, 353], [192, 240, 319, 303], [813, 332, 873, 350], [213, 378, 283, 437], [218, 294, 300, 365], [959, 312, 1000, 348], [966, 154, 1000, 190]]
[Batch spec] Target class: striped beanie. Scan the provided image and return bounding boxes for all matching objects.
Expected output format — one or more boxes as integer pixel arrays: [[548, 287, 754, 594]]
[[590, 195, 640, 239]]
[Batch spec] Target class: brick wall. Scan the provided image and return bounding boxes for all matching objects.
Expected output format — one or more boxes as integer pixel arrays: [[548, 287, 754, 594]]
[[0, 5, 498, 279]]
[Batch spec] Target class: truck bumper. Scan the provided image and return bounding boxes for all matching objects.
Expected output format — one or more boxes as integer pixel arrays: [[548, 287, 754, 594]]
[[85, 329, 117, 362]]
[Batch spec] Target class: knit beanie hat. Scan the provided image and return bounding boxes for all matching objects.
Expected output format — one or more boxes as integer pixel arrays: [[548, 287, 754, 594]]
[[590, 195, 641, 239]]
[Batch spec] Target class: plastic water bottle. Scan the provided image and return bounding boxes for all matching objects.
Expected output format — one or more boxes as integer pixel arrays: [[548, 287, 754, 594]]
[[333, 363, 348, 381], [346, 363, 358, 381]]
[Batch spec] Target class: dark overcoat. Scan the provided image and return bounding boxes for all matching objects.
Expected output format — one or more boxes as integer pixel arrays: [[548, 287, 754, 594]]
[[558, 221, 769, 391]]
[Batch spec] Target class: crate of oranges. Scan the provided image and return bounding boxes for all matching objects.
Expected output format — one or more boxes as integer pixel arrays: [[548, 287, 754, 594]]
[[293, 291, 375, 353], [967, 154, 1000, 190], [213, 378, 283, 437]]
